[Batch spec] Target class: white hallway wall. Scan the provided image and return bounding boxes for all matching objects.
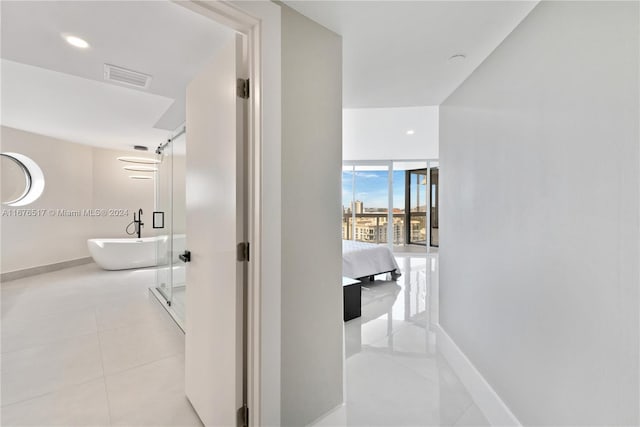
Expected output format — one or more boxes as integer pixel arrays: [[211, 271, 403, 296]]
[[281, 4, 344, 426], [440, 1, 639, 425], [343, 106, 438, 160], [0, 126, 156, 274]]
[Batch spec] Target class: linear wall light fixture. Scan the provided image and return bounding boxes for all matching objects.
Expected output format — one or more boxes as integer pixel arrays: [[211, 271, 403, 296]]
[[117, 156, 160, 165], [123, 166, 158, 172]]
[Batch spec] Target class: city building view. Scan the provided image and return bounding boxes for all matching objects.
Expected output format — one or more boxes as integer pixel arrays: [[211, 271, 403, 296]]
[[342, 201, 426, 245], [341, 167, 433, 247]]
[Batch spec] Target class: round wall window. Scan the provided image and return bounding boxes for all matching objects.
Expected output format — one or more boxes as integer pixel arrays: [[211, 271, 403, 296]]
[[0, 153, 45, 206]]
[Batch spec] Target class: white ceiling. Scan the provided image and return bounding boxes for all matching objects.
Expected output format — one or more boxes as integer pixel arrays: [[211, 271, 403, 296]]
[[343, 106, 439, 161], [1, 1, 233, 151], [1, 1, 540, 150], [284, 1, 539, 108], [2, 59, 174, 149]]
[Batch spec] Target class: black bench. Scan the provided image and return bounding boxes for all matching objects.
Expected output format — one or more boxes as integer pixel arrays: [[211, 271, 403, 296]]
[[342, 277, 362, 321]]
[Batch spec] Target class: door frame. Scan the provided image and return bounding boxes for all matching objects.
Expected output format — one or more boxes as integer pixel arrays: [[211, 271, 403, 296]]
[[173, 1, 263, 425]]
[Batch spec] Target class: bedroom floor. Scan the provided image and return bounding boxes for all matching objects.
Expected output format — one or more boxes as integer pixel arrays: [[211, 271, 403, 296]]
[[316, 254, 490, 427]]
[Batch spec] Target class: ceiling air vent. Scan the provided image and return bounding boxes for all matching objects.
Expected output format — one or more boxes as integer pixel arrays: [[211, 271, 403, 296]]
[[104, 64, 152, 89]]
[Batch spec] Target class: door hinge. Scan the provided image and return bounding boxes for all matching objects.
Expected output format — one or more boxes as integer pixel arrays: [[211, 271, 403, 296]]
[[238, 404, 249, 427], [237, 78, 250, 99], [237, 242, 250, 262]]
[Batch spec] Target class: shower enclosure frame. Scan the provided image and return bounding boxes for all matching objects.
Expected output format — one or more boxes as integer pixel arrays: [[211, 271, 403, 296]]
[[151, 126, 186, 324]]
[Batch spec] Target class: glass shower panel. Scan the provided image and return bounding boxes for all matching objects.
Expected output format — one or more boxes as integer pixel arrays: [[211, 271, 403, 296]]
[[155, 141, 173, 304], [169, 135, 187, 322]]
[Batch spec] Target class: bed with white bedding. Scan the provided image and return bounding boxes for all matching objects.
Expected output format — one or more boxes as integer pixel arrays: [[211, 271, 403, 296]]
[[342, 240, 400, 280]]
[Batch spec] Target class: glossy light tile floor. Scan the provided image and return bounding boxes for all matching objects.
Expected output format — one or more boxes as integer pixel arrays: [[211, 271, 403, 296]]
[[2, 255, 486, 427], [316, 254, 489, 427], [1, 263, 201, 426]]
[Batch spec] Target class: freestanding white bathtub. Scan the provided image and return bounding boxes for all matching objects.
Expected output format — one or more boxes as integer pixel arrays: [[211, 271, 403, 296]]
[[87, 234, 186, 270]]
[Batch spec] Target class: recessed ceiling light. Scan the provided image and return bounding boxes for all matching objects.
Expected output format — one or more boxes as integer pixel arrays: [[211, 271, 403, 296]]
[[449, 54, 466, 63], [64, 35, 90, 49], [117, 156, 160, 164], [123, 166, 157, 172], [129, 175, 153, 180], [406, 129, 415, 135]]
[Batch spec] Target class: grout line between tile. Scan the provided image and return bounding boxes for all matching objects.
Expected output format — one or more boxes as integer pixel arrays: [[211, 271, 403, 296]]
[[0, 362, 105, 408], [94, 309, 114, 426], [0, 331, 99, 361], [451, 400, 477, 427], [102, 352, 185, 381], [94, 308, 169, 334], [1, 310, 101, 355]]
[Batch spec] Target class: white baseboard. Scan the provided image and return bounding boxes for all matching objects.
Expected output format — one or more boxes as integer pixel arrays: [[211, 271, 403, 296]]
[[435, 324, 521, 427], [1, 257, 93, 283], [308, 402, 346, 426]]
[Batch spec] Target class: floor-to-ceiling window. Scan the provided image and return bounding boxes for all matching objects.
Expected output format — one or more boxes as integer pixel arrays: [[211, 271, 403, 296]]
[[342, 160, 439, 252], [342, 163, 392, 245]]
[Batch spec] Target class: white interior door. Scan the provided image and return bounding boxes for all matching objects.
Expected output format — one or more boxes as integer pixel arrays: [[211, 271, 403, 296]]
[[184, 33, 245, 426]]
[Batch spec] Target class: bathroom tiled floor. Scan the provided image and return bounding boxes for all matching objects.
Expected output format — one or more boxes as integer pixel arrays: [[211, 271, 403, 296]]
[[1, 263, 201, 426]]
